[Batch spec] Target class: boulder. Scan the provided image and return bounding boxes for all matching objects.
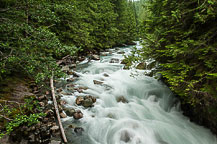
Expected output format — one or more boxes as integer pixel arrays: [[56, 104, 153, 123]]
[[61, 66, 70, 72], [93, 80, 103, 85], [60, 112, 67, 118], [116, 96, 128, 103], [136, 62, 146, 70], [109, 58, 119, 63], [50, 140, 61, 144], [65, 108, 75, 117], [75, 96, 96, 107], [103, 73, 109, 77], [67, 71, 74, 75], [50, 126, 59, 133], [69, 64, 76, 69], [91, 55, 100, 60], [75, 96, 84, 105], [74, 127, 84, 135], [117, 51, 125, 54], [101, 52, 108, 56], [73, 110, 83, 120], [67, 78, 74, 82]]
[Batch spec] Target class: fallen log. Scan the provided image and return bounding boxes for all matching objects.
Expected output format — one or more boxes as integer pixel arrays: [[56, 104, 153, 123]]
[[50, 73, 67, 143]]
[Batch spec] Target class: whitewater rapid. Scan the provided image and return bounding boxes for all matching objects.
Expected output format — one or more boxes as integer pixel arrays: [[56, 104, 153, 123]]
[[61, 43, 217, 144]]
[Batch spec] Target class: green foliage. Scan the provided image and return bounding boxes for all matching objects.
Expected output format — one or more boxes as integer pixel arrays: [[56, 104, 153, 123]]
[[136, 0, 217, 132], [0, 96, 46, 138], [0, 0, 138, 83]]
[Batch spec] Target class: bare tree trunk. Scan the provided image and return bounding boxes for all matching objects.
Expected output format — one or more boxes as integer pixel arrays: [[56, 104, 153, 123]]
[[50, 73, 68, 143]]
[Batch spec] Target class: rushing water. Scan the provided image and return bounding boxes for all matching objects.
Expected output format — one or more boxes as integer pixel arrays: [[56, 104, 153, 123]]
[[61, 43, 217, 144]]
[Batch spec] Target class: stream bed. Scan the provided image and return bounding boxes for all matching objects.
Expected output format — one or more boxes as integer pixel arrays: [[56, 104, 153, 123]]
[[60, 42, 217, 144]]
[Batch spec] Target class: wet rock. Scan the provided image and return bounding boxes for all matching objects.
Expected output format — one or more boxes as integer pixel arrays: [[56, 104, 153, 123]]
[[69, 64, 76, 69], [45, 109, 54, 116], [60, 112, 67, 118], [67, 87, 74, 91], [116, 96, 128, 103], [117, 51, 125, 54], [61, 66, 70, 72], [103, 73, 109, 77], [73, 110, 83, 120], [120, 130, 131, 143], [51, 126, 59, 133], [78, 56, 85, 61], [67, 71, 74, 75], [56, 88, 63, 93], [74, 127, 84, 135], [60, 91, 71, 95], [93, 80, 103, 85], [82, 98, 94, 107], [110, 58, 119, 63], [76, 96, 96, 107], [50, 140, 61, 144], [83, 96, 96, 107], [60, 100, 67, 105], [91, 55, 100, 60], [136, 62, 146, 70], [65, 108, 75, 116], [76, 96, 84, 105], [72, 71, 80, 77], [101, 52, 108, 56], [68, 124, 75, 129], [67, 77, 75, 82]]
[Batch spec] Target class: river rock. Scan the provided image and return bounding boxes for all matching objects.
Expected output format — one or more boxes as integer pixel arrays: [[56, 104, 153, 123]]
[[110, 58, 119, 63], [67, 71, 74, 75], [74, 127, 84, 135], [76, 96, 84, 105], [83, 96, 96, 107], [56, 88, 63, 93], [75, 96, 96, 107], [101, 52, 108, 56], [69, 64, 76, 69], [61, 66, 70, 72], [91, 55, 100, 60], [116, 96, 128, 103], [71, 71, 80, 77], [136, 62, 146, 70], [73, 110, 83, 120], [65, 108, 75, 116], [50, 140, 61, 144], [60, 112, 67, 118], [117, 51, 125, 54], [50, 126, 59, 133], [93, 80, 103, 85], [60, 100, 67, 105], [103, 73, 109, 77], [67, 78, 74, 82], [67, 87, 74, 91]]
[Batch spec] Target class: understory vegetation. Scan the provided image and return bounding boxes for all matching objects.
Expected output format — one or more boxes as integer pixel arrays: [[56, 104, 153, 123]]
[[0, 0, 137, 138], [135, 0, 217, 133]]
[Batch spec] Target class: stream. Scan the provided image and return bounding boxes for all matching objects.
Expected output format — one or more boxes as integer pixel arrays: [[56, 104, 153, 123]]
[[60, 42, 217, 144]]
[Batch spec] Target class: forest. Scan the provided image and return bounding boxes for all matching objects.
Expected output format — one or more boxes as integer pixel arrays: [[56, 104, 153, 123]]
[[0, 0, 216, 143]]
